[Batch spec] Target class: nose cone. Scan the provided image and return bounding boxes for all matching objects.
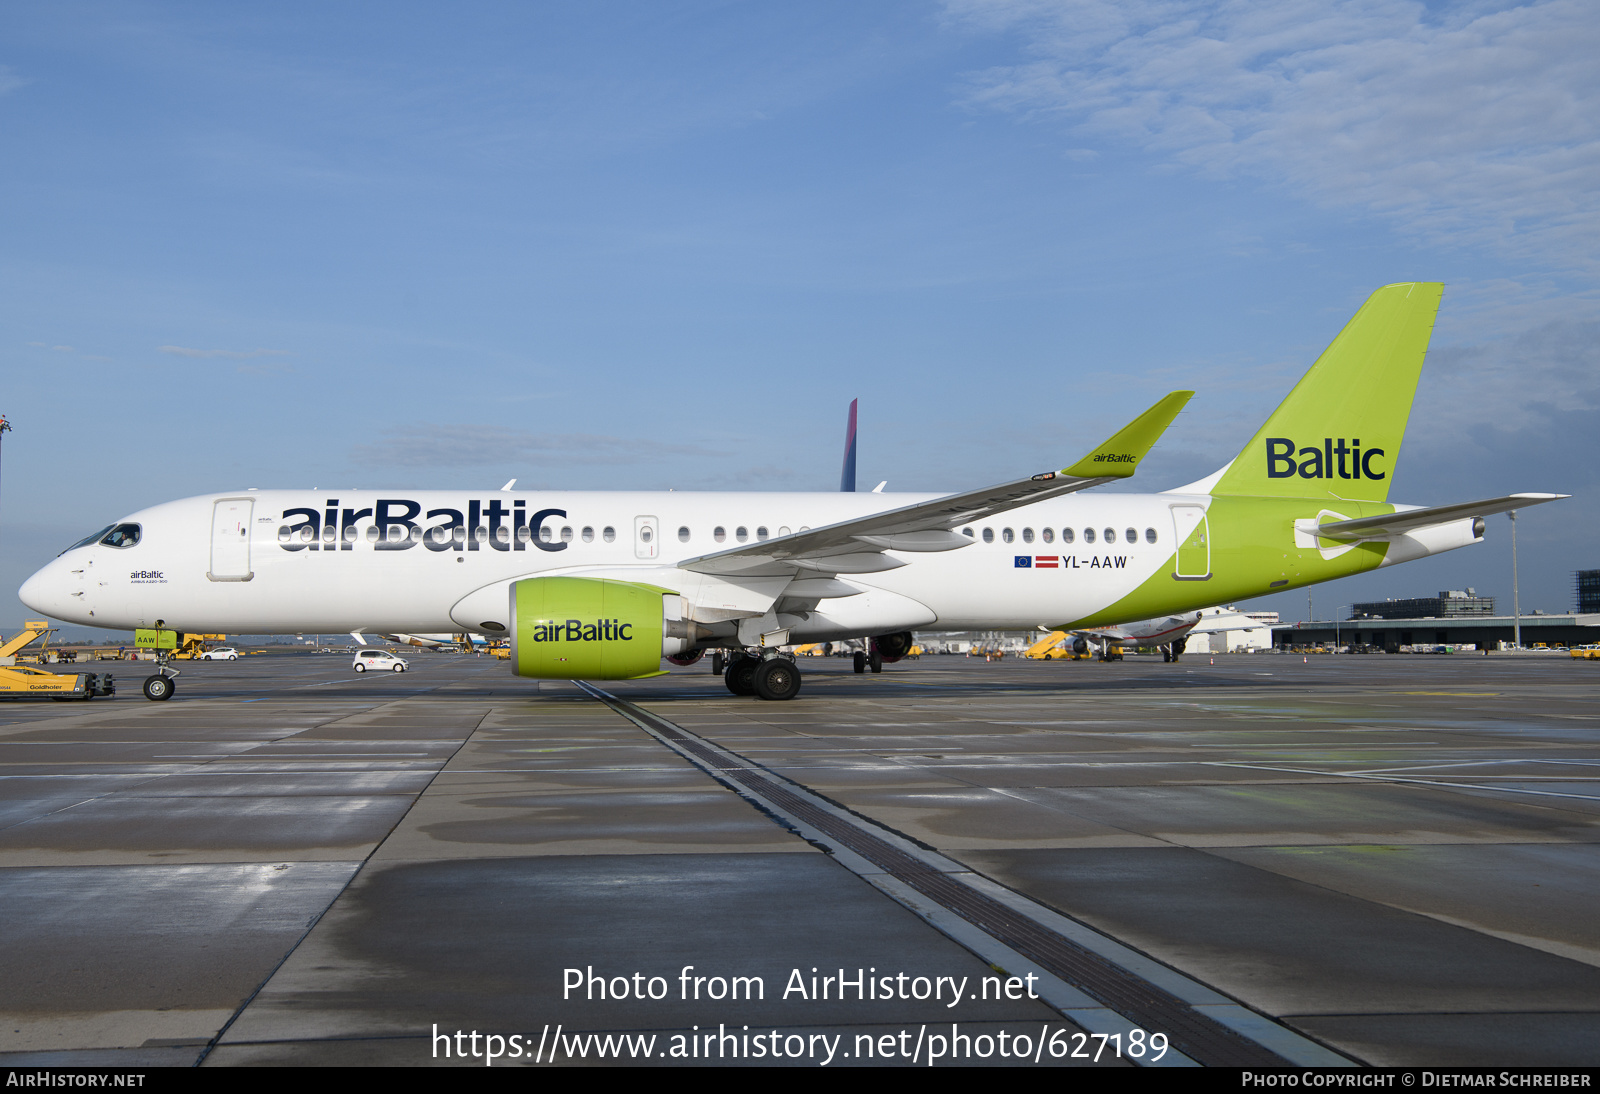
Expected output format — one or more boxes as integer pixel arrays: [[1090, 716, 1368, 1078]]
[[19, 558, 89, 625]]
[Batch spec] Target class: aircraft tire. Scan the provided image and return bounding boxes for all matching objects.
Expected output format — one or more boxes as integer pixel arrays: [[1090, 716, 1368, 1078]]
[[142, 675, 174, 702], [869, 651, 882, 673], [853, 651, 866, 674], [753, 658, 801, 701], [1162, 647, 1172, 662], [725, 655, 758, 696], [711, 652, 725, 676]]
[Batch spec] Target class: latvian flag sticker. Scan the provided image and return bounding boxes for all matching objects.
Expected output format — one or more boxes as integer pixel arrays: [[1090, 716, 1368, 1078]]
[[1034, 556, 1060, 568]]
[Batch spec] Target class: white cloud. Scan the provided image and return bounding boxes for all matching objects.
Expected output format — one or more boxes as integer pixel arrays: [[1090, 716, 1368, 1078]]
[[158, 345, 291, 359], [351, 424, 722, 469], [950, 0, 1600, 275]]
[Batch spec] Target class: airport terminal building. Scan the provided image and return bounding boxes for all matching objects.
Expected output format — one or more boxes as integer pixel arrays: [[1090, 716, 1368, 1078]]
[[1273, 587, 1600, 649]]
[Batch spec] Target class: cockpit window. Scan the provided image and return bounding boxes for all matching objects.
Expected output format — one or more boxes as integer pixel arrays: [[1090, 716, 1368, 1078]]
[[100, 524, 142, 548], [60, 525, 115, 555]]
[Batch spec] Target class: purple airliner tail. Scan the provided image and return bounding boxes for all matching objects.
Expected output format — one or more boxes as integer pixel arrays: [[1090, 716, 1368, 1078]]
[[840, 398, 857, 492]]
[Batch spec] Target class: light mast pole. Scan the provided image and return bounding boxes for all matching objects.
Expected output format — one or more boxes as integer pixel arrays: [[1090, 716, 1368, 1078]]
[[1510, 510, 1522, 650]]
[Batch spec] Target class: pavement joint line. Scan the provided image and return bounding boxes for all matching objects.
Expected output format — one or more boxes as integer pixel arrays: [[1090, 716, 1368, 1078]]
[[578, 681, 1353, 1068], [1206, 762, 1600, 804], [195, 692, 494, 1067]]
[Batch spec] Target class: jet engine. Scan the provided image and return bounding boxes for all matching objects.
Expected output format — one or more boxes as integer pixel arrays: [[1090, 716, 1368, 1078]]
[[869, 630, 916, 664], [509, 576, 706, 680], [1071, 637, 1090, 656]]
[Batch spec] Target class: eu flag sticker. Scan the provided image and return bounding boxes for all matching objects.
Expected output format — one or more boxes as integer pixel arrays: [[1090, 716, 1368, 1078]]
[[1014, 556, 1032, 568]]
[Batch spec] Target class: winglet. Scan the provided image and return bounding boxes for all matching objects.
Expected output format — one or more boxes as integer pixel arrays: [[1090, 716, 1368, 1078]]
[[1060, 391, 1193, 480]]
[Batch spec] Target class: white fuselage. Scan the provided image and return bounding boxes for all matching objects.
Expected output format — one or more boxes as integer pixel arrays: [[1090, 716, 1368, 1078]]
[[19, 489, 1198, 638]]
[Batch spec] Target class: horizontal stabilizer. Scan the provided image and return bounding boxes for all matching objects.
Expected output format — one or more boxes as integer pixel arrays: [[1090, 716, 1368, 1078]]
[[1314, 493, 1567, 540]]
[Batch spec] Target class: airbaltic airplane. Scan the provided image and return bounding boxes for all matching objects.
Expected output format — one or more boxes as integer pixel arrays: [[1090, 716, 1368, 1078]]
[[19, 284, 1564, 701]]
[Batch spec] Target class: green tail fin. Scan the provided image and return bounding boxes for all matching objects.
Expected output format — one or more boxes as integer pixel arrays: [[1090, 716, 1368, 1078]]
[[1211, 282, 1443, 502]]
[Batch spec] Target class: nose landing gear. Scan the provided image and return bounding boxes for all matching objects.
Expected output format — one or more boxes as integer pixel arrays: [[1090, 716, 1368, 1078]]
[[142, 648, 179, 701]]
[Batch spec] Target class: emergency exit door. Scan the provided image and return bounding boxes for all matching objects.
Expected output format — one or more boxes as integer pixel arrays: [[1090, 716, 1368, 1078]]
[[209, 498, 255, 581], [1171, 504, 1211, 580], [634, 515, 659, 560]]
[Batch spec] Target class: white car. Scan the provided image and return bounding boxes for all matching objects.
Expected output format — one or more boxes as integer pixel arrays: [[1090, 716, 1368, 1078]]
[[201, 647, 239, 661], [353, 649, 408, 673]]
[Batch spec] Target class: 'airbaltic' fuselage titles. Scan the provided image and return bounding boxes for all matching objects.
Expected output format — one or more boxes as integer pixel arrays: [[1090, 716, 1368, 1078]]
[[278, 498, 569, 553]]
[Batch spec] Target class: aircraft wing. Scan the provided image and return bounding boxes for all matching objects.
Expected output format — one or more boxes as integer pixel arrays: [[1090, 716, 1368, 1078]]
[[679, 391, 1193, 578], [1186, 613, 1266, 634], [1313, 493, 1567, 540]]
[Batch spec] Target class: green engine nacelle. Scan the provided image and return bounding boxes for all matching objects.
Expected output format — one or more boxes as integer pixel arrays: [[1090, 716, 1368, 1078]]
[[510, 576, 676, 680]]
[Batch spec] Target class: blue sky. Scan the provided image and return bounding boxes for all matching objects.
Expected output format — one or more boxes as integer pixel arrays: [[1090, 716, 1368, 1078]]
[[3, 0, 1596, 633]]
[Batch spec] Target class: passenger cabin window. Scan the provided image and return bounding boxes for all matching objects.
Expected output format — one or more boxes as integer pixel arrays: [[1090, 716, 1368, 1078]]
[[736, 526, 748, 542], [1126, 528, 1137, 544], [540, 526, 553, 542], [1104, 528, 1116, 544], [581, 527, 594, 542], [714, 526, 727, 542], [602, 526, 616, 543], [678, 526, 691, 542], [1145, 528, 1158, 544], [1061, 528, 1075, 544], [560, 527, 573, 543], [982, 528, 994, 543], [756, 526, 768, 541], [1022, 528, 1034, 544], [1041, 528, 1054, 544], [1083, 528, 1095, 544], [1001, 528, 1015, 544], [962, 527, 974, 537]]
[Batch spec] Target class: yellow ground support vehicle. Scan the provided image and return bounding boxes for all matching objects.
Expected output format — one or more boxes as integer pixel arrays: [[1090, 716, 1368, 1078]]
[[0, 622, 116, 700], [170, 634, 228, 659], [1024, 631, 1067, 660], [1023, 631, 1089, 660], [1571, 646, 1600, 660]]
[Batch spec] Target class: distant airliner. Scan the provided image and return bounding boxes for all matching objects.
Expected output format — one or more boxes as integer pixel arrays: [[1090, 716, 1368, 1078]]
[[21, 284, 1564, 701]]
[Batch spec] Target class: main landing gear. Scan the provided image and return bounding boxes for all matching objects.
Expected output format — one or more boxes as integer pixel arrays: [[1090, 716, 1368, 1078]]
[[1162, 637, 1187, 663], [721, 651, 802, 701], [851, 650, 881, 674]]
